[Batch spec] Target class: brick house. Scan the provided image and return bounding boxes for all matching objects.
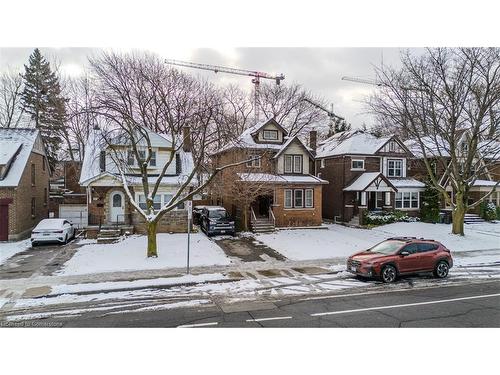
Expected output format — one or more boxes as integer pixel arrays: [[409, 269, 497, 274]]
[[211, 118, 328, 232], [315, 130, 425, 224], [405, 135, 500, 215], [79, 126, 195, 235], [0, 128, 50, 241]]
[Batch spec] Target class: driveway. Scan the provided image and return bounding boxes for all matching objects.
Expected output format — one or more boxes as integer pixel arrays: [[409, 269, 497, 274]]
[[0, 240, 82, 280]]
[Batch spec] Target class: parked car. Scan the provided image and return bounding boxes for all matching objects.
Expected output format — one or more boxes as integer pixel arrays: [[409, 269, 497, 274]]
[[200, 206, 235, 236], [31, 219, 76, 247], [347, 237, 453, 283]]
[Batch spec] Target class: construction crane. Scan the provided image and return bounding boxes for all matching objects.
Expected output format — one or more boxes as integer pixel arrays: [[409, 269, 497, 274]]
[[302, 97, 344, 121], [165, 59, 285, 123], [341, 76, 383, 86]]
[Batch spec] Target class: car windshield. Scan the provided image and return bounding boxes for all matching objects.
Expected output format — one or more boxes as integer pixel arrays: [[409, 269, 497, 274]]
[[368, 240, 405, 255], [209, 209, 228, 219]]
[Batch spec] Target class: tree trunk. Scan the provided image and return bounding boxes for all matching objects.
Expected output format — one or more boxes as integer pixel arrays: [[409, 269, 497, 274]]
[[242, 207, 248, 232], [452, 191, 466, 236], [147, 221, 158, 257]]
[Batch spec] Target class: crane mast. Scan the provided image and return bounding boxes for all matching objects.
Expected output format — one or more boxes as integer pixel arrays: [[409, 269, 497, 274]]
[[165, 59, 285, 123], [302, 97, 344, 120], [341, 76, 383, 87]]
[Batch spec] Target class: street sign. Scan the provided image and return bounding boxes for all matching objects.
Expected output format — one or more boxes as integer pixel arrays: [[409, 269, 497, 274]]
[[187, 200, 192, 220]]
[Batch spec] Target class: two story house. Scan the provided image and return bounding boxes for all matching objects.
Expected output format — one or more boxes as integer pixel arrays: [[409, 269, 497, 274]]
[[315, 130, 425, 224], [79, 126, 195, 235], [212, 118, 328, 232], [0, 128, 50, 241]]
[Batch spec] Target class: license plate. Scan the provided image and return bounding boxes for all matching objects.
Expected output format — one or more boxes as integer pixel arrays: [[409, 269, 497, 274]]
[[43, 233, 51, 236], [220, 230, 225, 234]]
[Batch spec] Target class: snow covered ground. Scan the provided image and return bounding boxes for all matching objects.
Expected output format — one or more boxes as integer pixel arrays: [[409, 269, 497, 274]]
[[0, 239, 31, 265], [256, 222, 500, 261], [58, 233, 231, 276]]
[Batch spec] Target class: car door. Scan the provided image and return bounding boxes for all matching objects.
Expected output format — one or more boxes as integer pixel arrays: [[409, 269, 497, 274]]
[[397, 243, 421, 273], [418, 242, 439, 270]]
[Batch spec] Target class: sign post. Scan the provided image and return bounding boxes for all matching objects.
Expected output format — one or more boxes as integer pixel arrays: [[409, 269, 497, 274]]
[[186, 200, 192, 274]]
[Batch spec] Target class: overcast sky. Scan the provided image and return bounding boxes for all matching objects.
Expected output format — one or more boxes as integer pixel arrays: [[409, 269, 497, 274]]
[[0, 47, 420, 128]]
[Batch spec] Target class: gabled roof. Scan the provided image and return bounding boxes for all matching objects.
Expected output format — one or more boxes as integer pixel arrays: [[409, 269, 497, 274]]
[[0, 128, 43, 187], [237, 172, 328, 184], [343, 172, 397, 192], [273, 136, 314, 159], [316, 130, 391, 158], [214, 117, 289, 154], [79, 127, 194, 187]]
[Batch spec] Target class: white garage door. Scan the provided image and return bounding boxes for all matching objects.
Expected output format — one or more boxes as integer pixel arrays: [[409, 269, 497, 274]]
[[59, 204, 88, 228]]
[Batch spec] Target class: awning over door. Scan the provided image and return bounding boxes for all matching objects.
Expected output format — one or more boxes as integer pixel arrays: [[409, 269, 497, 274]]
[[343, 172, 397, 192]]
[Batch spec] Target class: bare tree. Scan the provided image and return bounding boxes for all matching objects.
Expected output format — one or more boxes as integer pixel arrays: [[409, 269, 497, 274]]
[[369, 48, 500, 235], [0, 71, 27, 128], [89, 52, 252, 257], [257, 82, 329, 136]]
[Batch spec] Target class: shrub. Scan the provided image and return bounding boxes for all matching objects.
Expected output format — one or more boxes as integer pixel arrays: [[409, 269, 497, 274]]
[[479, 201, 497, 221], [363, 210, 419, 226]]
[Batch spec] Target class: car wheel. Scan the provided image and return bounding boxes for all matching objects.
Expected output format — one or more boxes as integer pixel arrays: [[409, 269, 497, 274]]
[[31, 242, 37, 248], [64, 234, 68, 244], [381, 265, 397, 283], [434, 261, 449, 279]]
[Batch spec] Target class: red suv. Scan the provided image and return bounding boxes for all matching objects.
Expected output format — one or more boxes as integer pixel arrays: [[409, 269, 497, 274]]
[[347, 237, 453, 283]]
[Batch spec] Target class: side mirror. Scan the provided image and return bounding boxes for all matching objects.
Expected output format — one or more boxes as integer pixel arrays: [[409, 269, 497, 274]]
[[400, 251, 410, 256]]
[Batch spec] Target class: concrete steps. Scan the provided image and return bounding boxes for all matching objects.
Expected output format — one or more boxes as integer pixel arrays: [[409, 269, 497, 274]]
[[348, 215, 360, 226], [97, 228, 122, 244], [464, 214, 486, 224], [251, 219, 275, 234]]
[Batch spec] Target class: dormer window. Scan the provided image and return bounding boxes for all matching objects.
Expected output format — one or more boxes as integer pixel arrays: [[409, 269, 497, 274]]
[[263, 130, 278, 140], [149, 151, 156, 167], [285, 155, 303, 174], [351, 159, 365, 171], [389, 141, 396, 152]]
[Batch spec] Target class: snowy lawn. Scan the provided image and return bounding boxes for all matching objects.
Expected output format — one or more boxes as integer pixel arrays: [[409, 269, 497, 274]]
[[256, 222, 500, 261], [0, 239, 31, 265], [58, 233, 231, 276]]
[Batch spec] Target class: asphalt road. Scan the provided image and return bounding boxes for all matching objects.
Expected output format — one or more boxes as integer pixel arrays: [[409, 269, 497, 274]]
[[33, 279, 498, 328]]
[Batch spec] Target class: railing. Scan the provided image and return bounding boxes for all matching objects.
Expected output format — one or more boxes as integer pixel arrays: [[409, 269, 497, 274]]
[[250, 207, 257, 224], [269, 207, 276, 227]]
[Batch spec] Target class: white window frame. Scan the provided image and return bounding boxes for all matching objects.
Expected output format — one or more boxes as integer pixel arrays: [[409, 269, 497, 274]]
[[351, 159, 365, 171], [294, 189, 304, 208], [293, 155, 303, 173], [320, 159, 325, 168], [246, 154, 261, 168], [284, 189, 293, 208], [395, 191, 419, 210], [387, 159, 403, 177], [284, 155, 293, 173], [137, 193, 184, 211], [305, 189, 314, 208], [263, 129, 279, 140]]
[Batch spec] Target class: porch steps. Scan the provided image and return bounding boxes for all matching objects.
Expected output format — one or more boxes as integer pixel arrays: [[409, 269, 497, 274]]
[[464, 214, 486, 224], [348, 215, 360, 227], [251, 218, 276, 234], [97, 228, 122, 244]]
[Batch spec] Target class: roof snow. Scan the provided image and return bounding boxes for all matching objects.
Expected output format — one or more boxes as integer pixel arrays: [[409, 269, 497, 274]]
[[316, 131, 390, 158], [237, 173, 328, 184], [0, 128, 41, 187], [389, 178, 425, 189], [472, 179, 499, 187]]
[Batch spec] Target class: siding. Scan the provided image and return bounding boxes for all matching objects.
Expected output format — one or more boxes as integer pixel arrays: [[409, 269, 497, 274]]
[[276, 141, 311, 174]]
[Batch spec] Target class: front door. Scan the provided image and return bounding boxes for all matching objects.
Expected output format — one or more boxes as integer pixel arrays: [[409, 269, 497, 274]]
[[109, 191, 125, 223], [0, 203, 9, 241], [257, 195, 272, 217]]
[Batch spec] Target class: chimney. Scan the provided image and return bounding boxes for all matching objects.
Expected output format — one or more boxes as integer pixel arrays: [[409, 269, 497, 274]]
[[182, 126, 192, 152], [309, 130, 317, 155]]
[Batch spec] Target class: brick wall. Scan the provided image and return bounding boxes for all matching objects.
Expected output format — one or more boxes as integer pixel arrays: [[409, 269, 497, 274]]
[[132, 209, 189, 233], [273, 185, 323, 227]]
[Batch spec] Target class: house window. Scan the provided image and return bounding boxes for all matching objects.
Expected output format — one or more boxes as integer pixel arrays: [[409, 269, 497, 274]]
[[149, 151, 156, 167], [42, 157, 46, 171], [31, 197, 36, 217], [285, 155, 303, 173], [305, 189, 314, 208], [263, 130, 278, 140], [388, 159, 403, 177], [395, 191, 419, 209], [284, 189, 293, 208], [246, 154, 261, 168], [138, 150, 146, 165], [31, 164, 35, 185], [284, 155, 292, 173], [320, 159, 325, 168], [389, 141, 396, 152], [138, 194, 146, 210], [351, 159, 365, 170], [153, 195, 161, 210], [100, 151, 106, 172], [127, 150, 134, 165], [163, 194, 173, 207], [294, 189, 304, 208], [44, 188, 47, 206]]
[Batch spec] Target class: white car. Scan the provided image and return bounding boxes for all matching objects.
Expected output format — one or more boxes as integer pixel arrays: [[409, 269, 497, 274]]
[[31, 219, 76, 246]]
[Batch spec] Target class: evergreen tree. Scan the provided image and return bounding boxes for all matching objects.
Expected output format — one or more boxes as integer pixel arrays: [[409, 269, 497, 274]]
[[327, 117, 352, 137], [420, 179, 441, 223], [20, 48, 67, 169]]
